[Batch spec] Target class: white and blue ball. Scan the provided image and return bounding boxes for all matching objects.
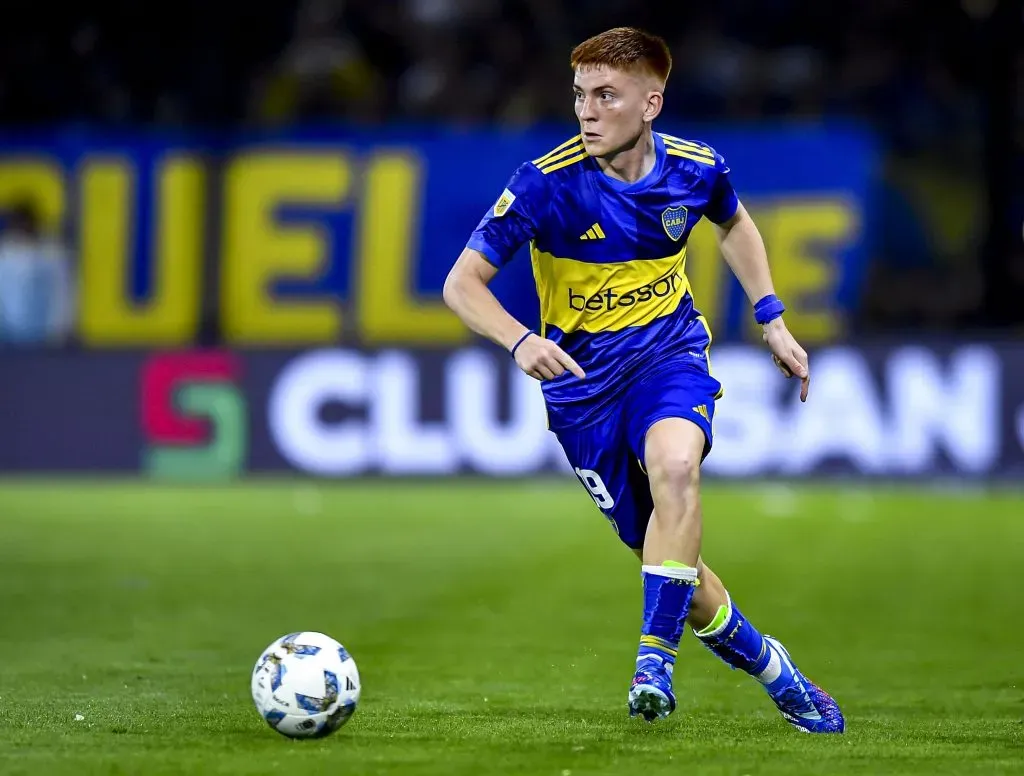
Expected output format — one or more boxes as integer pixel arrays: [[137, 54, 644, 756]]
[[251, 631, 361, 739]]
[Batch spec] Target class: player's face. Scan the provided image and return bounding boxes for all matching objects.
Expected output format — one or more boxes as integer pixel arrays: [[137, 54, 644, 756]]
[[573, 66, 659, 157]]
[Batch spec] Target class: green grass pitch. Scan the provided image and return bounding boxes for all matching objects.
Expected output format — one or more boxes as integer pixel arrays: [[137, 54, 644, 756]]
[[0, 480, 1022, 775]]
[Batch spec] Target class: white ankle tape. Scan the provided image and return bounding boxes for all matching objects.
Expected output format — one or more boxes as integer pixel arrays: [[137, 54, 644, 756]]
[[642, 564, 699, 583]]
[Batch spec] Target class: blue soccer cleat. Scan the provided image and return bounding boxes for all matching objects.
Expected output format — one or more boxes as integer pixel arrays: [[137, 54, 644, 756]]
[[628, 656, 676, 722], [761, 636, 845, 733]]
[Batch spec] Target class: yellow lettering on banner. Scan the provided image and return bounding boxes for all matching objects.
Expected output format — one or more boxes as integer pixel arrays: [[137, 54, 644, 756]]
[[0, 159, 65, 229], [221, 152, 348, 344], [754, 199, 856, 343], [80, 156, 204, 345], [355, 152, 468, 344], [679, 219, 722, 333]]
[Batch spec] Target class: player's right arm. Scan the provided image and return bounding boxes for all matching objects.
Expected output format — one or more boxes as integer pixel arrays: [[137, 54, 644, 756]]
[[443, 166, 585, 381], [443, 247, 528, 351]]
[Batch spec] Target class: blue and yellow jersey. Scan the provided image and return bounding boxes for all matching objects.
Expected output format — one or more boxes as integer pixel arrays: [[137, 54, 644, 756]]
[[466, 131, 739, 430]]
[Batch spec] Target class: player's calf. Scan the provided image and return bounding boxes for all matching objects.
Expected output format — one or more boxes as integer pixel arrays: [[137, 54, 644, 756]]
[[628, 418, 707, 721], [628, 561, 698, 721], [693, 593, 772, 674], [694, 594, 845, 733]]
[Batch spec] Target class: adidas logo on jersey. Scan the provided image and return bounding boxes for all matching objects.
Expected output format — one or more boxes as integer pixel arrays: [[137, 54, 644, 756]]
[[692, 404, 709, 421], [579, 223, 606, 240]]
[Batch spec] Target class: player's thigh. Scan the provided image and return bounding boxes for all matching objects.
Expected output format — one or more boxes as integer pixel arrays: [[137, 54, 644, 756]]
[[625, 358, 721, 472], [554, 417, 654, 552]]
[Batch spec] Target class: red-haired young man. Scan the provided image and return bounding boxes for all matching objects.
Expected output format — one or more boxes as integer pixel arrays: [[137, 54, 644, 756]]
[[444, 27, 843, 732]]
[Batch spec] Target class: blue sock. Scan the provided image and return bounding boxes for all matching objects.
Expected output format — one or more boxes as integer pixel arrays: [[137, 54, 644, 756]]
[[695, 595, 773, 680], [637, 563, 699, 669]]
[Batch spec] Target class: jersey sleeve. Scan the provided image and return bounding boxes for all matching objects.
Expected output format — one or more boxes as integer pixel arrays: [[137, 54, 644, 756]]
[[466, 162, 546, 267], [704, 151, 740, 225]]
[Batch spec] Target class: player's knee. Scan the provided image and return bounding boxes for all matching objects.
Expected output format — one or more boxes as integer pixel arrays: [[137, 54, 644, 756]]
[[647, 450, 700, 494]]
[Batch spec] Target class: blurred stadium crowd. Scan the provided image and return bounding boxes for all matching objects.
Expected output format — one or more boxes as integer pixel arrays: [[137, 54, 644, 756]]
[[0, 0, 1020, 346], [0, 0, 994, 143]]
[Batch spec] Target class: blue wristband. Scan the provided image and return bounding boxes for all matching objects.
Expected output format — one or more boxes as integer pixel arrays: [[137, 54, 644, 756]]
[[510, 330, 534, 357], [754, 294, 786, 325]]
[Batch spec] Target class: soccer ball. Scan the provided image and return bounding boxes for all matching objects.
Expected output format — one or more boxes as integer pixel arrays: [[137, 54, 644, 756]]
[[251, 631, 361, 739]]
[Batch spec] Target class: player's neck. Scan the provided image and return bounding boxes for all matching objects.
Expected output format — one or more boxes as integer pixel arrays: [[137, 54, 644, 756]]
[[595, 131, 656, 184]]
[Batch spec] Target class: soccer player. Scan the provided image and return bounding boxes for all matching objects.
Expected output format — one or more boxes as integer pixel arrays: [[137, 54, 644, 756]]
[[442, 27, 844, 733]]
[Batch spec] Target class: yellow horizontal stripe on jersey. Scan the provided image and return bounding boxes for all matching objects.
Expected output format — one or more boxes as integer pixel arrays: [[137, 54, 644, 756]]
[[539, 151, 588, 174], [666, 148, 716, 166], [530, 245, 690, 334], [660, 135, 714, 158], [533, 135, 582, 165]]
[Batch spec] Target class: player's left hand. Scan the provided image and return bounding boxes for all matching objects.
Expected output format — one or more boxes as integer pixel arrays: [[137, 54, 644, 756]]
[[762, 318, 809, 402]]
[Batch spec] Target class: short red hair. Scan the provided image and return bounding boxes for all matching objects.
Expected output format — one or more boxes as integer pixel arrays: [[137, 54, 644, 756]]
[[570, 27, 672, 86]]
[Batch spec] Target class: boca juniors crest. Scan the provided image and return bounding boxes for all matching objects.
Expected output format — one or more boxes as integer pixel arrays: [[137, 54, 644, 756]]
[[661, 206, 689, 241]]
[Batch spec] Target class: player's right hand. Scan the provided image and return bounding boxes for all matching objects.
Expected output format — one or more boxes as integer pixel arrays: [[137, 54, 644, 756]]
[[513, 334, 586, 381]]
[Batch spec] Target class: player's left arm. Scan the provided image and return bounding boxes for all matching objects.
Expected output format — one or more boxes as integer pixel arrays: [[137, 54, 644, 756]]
[[706, 155, 810, 401]]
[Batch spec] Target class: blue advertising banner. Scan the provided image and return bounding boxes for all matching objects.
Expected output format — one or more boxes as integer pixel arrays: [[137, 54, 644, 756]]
[[0, 123, 876, 347]]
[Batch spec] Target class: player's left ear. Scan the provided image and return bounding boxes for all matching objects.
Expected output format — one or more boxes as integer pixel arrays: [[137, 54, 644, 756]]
[[643, 90, 663, 123]]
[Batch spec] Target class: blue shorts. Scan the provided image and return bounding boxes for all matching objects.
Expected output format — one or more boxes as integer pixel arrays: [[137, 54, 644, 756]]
[[552, 355, 722, 551]]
